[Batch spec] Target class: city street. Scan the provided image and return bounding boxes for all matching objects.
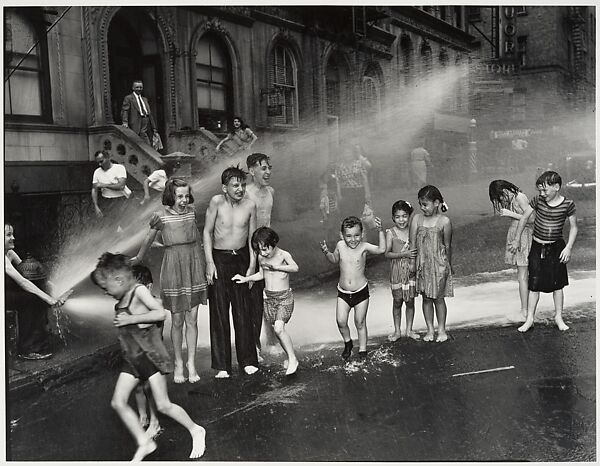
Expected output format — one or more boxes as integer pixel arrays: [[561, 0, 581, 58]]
[[7, 305, 595, 462]]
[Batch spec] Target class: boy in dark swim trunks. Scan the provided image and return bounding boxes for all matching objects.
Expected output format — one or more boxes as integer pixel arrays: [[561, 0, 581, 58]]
[[320, 216, 385, 359], [91, 253, 206, 461]]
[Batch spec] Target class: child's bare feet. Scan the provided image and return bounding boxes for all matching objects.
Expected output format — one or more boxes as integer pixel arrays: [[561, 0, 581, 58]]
[[285, 358, 299, 375], [387, 332, 402, 342], [215, 370, 230, 379], [174, 362, 186, 384], [132, 439, 157, 461], [436, 332, 448, 343], [520, 309, 528, 320], [407, 331, 421, 340], [341, 340, 353, 359], [518, 319, 534, 332], [187, 362, 200, 383], [555, 316, 569, 331], [423, 332, 435, 342], [244, 365, 259, 375], [189, 425, 206, 459]]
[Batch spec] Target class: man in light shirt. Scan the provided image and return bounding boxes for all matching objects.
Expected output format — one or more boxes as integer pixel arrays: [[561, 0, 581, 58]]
[[91, 150, 131, 224], [121, 80, 158, 145]]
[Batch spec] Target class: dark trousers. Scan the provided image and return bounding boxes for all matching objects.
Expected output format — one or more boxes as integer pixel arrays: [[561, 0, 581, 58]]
[[208, 247, 258, 372], [138, 116, 151, 144], [16, 290, 50, 355], [248, 277, 265, 349]]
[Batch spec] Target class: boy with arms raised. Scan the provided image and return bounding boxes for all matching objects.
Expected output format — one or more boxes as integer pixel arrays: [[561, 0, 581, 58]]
[[508, 170, 578, 333], [233, 226, 299, 375], [321, 216, 386, 359], [204, 165, 259, 378]]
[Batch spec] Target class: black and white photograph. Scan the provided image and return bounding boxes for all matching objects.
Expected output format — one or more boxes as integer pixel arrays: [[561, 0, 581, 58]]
[[3, 3, 596, 462]]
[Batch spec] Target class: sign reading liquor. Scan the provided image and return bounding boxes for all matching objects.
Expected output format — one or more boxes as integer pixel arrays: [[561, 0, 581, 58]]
[[500, 6, 517, 59]]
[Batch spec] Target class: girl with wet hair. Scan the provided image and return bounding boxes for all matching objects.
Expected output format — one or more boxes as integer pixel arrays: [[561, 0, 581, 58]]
[[410, 185, 453, 342], [488, 180, 534, 320]]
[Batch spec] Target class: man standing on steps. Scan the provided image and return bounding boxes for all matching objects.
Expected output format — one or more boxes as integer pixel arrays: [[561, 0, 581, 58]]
[[244, 153, 279, 359], [121, 80, 158, 146]]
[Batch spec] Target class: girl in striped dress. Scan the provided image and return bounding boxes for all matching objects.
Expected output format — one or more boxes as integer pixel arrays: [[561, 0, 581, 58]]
[[384, 200, 419, 341], [132, 178, 208, 384]]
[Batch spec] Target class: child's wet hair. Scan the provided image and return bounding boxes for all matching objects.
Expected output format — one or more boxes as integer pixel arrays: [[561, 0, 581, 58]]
[[132, 264, 153, 286], [418, 185, 448, 212], [251, 226, 279, 250], [488, 180, 520, 212], [536, 170, 562, 188], [392, 200, 413, 216], [91, 252, 132, 285], [341, 216, 363, 233], [162, 177, 194, 206], [246, 153, 270, 169], [221, 164, 248, 185]]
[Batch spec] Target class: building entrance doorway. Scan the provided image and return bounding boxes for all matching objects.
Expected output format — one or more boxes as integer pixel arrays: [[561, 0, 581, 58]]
[[107, 8, 165, 145]]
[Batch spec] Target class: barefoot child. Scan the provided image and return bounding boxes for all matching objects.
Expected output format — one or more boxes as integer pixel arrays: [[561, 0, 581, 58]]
[[131, 264, 162, 439], [488, 180, 534, 319], [410, 185, 453, 343], [320, 216, 386, 359], [232, 226, 300, 375], [203, 165, 259, 378], [508, 171, 577, 333], [132, 178, 208, 384], [91, 253, 205, 461], [385, 200, 419, 341]]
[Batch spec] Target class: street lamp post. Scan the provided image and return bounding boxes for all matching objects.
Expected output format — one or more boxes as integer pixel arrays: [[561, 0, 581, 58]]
[[469, 118, 478, 179]]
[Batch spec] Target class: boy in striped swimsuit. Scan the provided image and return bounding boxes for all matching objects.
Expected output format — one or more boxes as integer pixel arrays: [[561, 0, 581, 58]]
[[508, 171, 578, 333]]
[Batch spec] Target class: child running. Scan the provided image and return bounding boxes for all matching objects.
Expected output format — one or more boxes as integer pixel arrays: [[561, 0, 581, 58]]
[[410, 185, 453, 342], [488, 180, 534, 319], [91, 253, 205, 461], [508, 170, 578, 332], [131, 264, 162, 440], [320, 216, 386, 359], [132, 178, 208, 384], [384, 200, 419, 341], [232, 226, 300, 375]]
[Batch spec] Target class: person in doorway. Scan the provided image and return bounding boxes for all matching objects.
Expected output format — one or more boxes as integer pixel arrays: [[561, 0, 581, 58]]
[[233, 226, 300, 376], [4, 223, 72, 360], [244, 153, 278, 360], [215, 116, 258, 154], [203, 165, 259, 378], [410, 142, 432, 188], [91, 150, 131, 223], [121, 80, 158, 145]]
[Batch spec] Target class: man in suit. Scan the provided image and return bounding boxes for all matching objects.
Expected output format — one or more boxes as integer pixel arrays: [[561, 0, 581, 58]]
[[121, 80, 158, 145]]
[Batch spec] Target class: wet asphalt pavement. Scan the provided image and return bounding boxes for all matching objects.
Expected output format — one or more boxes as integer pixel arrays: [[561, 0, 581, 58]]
[[7, 304, 595, 462]]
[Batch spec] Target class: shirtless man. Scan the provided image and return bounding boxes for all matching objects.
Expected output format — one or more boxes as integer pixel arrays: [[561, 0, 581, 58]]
[[244, 153, 278, 358], [321, 216, 385, 360], [204, 165, 258, 378]]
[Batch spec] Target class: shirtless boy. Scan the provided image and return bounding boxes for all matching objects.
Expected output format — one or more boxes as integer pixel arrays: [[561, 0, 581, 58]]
[[203, 165, 259, 378], [233, 226, 299, 375], [321, 215, 386, 359], [244, 153, 278, 359]]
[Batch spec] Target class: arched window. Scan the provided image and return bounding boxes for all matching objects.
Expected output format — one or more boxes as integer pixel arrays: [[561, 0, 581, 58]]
[[400, 34, 413, 85], [268, 44, 298, 126], [195, 33, 232, 131], [325, 57, 341, 118], [4, 8, 51, 121], [361, 64, 381, 121], [421, 42, 432, 75]]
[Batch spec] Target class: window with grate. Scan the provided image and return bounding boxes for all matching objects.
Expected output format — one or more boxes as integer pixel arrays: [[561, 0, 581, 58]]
[[421, 44, 433, 75], [268, 44, 298, 126], [4, 9, 51, 121], [195, 33, 231, 131], [361, 66, 380, 122]]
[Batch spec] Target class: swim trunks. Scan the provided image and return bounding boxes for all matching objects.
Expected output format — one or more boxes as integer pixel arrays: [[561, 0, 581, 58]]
[[337, 282, 370, 308], [263, 288, 294, 324]]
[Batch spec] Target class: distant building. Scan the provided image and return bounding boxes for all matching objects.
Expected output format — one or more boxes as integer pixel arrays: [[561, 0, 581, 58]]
[[467, 6, 595, 173], [4, 6, 475, 257]]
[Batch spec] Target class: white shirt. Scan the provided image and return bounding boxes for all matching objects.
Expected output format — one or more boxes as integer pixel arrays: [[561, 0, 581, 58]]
[[135, 93, 148, 116], [147, 169, 167, 192], [93, 163, 129, 199]]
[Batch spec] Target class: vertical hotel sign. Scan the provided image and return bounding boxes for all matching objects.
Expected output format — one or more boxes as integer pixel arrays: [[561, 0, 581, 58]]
[[499, 6, 517, 60]]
